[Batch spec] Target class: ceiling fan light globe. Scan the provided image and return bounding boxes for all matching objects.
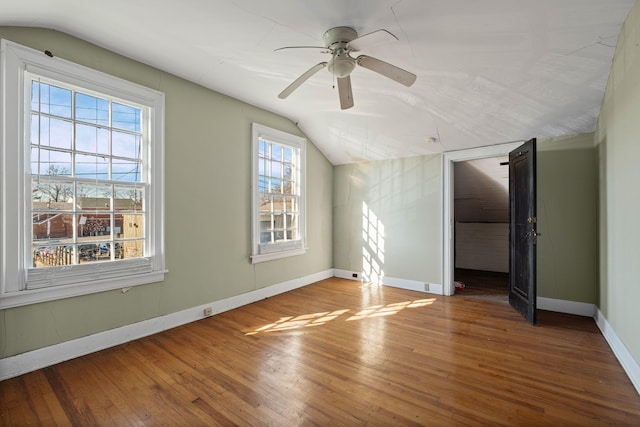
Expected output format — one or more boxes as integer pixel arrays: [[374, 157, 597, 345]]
[[329, 57, 356, 78]]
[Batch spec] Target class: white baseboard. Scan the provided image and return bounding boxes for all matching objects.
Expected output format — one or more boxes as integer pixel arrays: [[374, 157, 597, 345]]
[[0, 269, 334, 381], [383, 276, 443, 295], [537, 297, 596, 317], [333, 270, 442, 295], [594, 308, 640, 395], [334, 269, 361, 280]]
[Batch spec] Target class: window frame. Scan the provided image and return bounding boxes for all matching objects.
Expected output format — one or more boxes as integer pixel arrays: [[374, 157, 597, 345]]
[[0, 39, 165, 309], [251, 123, 306, 263]]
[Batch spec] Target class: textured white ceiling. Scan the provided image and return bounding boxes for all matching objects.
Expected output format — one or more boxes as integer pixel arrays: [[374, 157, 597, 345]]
[[0, 0, 634, 164]]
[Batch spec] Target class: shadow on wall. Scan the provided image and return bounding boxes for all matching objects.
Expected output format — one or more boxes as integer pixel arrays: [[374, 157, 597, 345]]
[[454, 157, 509, 224]]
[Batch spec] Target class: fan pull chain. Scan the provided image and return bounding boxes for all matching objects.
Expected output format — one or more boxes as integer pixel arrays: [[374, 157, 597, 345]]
[[332, 66, 336, 90]]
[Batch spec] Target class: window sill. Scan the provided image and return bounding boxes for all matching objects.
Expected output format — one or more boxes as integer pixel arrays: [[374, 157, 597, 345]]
[[0, 270, 166, 309], [250, 247, 306, 264]]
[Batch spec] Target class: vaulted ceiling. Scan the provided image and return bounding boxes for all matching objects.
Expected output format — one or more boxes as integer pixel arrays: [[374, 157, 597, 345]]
[[1, 0, 634, 164]]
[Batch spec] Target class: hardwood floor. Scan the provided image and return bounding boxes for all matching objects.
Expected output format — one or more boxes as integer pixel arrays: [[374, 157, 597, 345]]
[[2, 277, 639, 426], [454, 268, 508, 302]]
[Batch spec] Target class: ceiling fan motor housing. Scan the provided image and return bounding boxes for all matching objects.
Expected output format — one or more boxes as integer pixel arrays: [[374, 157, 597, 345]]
[[322, 26, 358, 49]]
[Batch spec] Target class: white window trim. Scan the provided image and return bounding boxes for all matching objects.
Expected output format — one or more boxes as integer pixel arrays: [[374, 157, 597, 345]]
[[0, 40, 165, 309], [250, 123, 306, 264]]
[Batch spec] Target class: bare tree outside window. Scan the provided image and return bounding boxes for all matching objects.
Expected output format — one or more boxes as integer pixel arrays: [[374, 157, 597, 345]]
[[32, 165, 73, 203]]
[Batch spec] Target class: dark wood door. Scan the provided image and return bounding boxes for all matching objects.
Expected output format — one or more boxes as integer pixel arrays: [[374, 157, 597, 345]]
[[509, 138, 537, 324]]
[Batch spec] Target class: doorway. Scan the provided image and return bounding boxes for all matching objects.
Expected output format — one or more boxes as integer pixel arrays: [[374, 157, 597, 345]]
[[442, 142, 522, 296], [453, 156, 509, 301]]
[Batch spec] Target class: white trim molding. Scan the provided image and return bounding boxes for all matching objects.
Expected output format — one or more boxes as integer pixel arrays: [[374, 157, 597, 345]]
[[536, 297, 595, 317], [0, 269, 333, 381], [383, 276, 443, 295], [334, 269, 362, 280], [595, 308, 640, 395], [333, 269, 442, 295]]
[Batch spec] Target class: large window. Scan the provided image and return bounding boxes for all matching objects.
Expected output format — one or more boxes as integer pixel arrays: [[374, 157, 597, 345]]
[[251, 123, 306, 263], [1, 40, 165, 308]]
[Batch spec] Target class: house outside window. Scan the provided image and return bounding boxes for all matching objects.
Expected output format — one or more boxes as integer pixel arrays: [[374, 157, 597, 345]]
[[251, 123, 306, 263], [0, 40, 165, 308]]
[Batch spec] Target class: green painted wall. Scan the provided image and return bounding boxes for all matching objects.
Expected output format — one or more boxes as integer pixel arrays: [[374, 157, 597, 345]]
[[333, 155, 442, 286], [331, 136, 599, 304], [594, 0, 640, 364], [0, 27, 333, 358], [537, 134, 598, 303]]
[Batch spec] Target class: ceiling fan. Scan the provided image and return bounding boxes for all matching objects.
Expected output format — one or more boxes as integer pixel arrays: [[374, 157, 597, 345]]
[[277, 26, 417, 110]]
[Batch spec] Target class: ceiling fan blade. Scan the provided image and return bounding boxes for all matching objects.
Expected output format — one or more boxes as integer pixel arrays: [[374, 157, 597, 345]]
[[337, 76, 354, 110], [347, 29, 398, 52], [274, 45, 328, 52], [356, 55, 416, 87], [278, 62, 328, 99]]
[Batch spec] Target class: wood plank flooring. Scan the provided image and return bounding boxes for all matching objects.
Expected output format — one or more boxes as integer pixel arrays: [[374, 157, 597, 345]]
[[2, 277, 639, 426], [454, 268, 509, 302]]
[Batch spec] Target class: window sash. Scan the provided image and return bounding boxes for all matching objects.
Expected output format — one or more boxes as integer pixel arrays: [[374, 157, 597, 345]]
[[27, 75, 149, 278]]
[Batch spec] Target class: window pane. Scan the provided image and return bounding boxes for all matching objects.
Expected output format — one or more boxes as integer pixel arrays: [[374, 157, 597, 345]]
[[287, 214, 298, 230], [75, 154, 109, 180], [260, 213, 271, 224], [75, 123, 109, 154], [260, 232, 271, 244], [120, 239, 144, 259], [32, 213, 74, 241], [273, 213, 285, 229], [77, 183, 112, 211], [274, 230, 285, 241], [114, 186, 143, 212], [259, 196, 271, 212], [75, 93, 109, 126], [76, 243, 99, 262], [32, 115, 72, 150], [272, 145, 282, 161], [112, 103, 141, 132], [284, 197, 297, 212], [282, 180, 294, 195], [271, 161, 282, 178], [258, 176, 268, 193], [283, 147, 292, 163], [258, 158, 266, 176], [271, 178, 281, 193], [32, 181, 73, 205], [273, 197, 284, 213], [283, 164, 292, 180], [32, 243, 75, 268], [32, 82, 72, 118], [77, 241, 112, 264], [112, 131, 141, 159], [31, 149, 72, 176], [121, 214, 144, 240], [258, 139, 266, 157], [80, 215, 111, 236], [113, 159, 142, 182]]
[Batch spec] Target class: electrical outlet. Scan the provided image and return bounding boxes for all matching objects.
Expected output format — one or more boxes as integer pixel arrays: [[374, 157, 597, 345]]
[[203, 307, 213, 316], [424, 283, 430, 292], [352, 273, 358, 278]]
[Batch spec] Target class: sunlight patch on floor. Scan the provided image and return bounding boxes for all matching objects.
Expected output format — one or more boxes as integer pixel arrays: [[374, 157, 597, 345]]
[[245, 298, 437, 335]]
